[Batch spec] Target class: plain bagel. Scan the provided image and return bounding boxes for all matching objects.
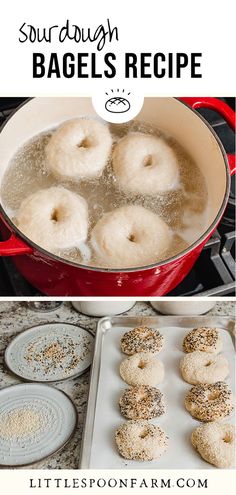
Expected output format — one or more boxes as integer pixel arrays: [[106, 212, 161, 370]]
[[46, 118, 112, 180], [15, 186, 88, 253], [112, 132, 179, 195], [91, 204, 172, 268]]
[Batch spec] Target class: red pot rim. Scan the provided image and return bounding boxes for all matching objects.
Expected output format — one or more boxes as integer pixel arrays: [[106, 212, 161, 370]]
[[0, 97, 231, 273]]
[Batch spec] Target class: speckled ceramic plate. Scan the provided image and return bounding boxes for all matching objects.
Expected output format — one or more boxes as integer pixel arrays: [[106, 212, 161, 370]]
[[0, 383, 77, 466], [5, 323, 94, 382]]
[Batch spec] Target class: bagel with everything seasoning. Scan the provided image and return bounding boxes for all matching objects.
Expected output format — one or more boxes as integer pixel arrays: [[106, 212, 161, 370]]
[[184, 382, 234, 422], [183, 327, 222, 354], [121, 326, 164, 355], [119, 385, 165, 420]]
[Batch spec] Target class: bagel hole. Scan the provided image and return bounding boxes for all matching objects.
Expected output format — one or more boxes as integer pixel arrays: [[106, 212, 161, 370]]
[[208, 391, 220, 401], [140, 430, 148, 439], [51, 208, 60, 222], [143, 154, 153, 167], [144, 330, 154, 338], [77, 137, 91, 149], [223, 434, 232, 444], [137, 392, 147, 401], [138, 360, 146, 369], [128, 234, 136, 243]]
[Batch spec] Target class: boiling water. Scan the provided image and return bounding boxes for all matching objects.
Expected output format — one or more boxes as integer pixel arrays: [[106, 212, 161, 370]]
[[1, 120, 208, 267]]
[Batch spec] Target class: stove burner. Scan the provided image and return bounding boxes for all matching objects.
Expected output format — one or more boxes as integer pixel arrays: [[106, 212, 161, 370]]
[[0, 97, 235, 296]]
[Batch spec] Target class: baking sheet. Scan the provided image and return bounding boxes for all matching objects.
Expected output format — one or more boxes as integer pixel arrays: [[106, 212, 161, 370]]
[[80, 316, 235, 469]]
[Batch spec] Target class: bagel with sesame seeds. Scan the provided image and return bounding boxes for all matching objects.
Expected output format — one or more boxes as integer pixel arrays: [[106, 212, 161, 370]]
[[115, 420, 169, 461], [180, 351, 229, 385]]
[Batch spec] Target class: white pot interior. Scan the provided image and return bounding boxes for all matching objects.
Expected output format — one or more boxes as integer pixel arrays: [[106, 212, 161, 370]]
[[0, 97, 228, 240]]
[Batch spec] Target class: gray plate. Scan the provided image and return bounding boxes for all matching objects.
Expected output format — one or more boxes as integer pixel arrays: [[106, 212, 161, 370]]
[[4, 322, 94, 383], [0, 383, 77, 466]]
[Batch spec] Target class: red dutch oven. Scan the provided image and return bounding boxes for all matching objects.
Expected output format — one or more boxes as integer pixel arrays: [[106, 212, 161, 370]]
[[0, 97, 235, 296]]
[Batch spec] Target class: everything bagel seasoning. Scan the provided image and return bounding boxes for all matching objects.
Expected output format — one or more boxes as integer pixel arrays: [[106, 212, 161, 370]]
[[185, 382, 234, 421], [183, 327, 222, 354], [119, 385, 165, 420], [121, 326, 164, 355]]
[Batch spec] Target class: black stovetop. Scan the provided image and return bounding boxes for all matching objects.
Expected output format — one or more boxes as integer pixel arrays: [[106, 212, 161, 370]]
[[0, 97, 235, 296]]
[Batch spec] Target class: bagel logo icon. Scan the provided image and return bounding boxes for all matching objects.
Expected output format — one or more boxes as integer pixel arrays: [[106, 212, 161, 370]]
[[105, 89, 131, 114], [92, 87, 143, 123]]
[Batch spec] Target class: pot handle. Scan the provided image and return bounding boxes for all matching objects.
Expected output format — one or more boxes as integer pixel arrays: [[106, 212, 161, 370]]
[[180, 97, 236, 175], [227, 154, 236, 176], [0, 233, 33, 256], [180, 97, 235, 131]]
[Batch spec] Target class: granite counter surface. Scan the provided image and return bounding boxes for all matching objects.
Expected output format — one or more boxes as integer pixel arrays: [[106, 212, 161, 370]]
[[0, 300, 234, 469]]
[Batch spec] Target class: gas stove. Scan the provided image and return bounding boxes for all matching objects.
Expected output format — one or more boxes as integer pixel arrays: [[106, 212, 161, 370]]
[[0, 97, 235, 296]]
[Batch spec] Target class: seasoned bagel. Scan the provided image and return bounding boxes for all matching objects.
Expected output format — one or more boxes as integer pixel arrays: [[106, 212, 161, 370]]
[[185, 382, 234, 422], [121, 326, 164, 355], [120, 352, 164, 387], [119, 385, 165, 420], [183, 327, 222, 354], [180, 351, 229, 385], [191, 422, 235, 468], [115, 420, 168, 461]]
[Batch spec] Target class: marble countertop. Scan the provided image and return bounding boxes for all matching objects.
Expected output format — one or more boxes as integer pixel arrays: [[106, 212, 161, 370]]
[[0, 300, 234, 469]]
